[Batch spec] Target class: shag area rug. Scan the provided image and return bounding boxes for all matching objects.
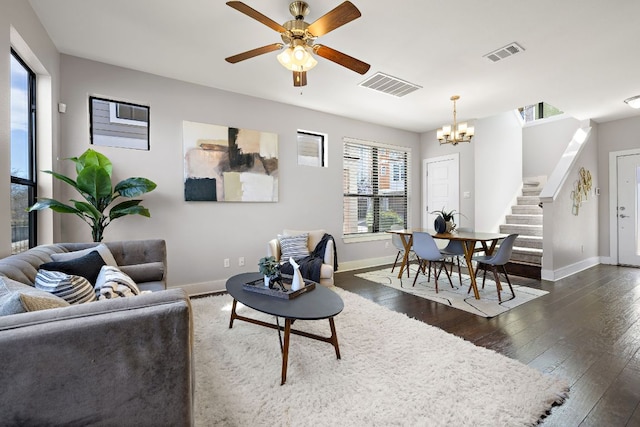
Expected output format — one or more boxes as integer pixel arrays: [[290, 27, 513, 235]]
[[191, 288, 568, 426], [355, 266, 548, 318]]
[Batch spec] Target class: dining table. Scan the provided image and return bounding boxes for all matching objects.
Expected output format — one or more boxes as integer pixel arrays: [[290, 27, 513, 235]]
[[386, 228, 508, 300]]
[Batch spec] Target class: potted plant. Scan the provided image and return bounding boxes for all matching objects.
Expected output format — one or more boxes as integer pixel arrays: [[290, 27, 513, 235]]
[[28, 149, 157, 242], [430, 207, 464, 233], [258, 256, 281, 288]]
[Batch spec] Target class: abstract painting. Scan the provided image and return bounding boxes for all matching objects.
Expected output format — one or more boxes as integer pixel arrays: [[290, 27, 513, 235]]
[[183, 121, 278, 202]]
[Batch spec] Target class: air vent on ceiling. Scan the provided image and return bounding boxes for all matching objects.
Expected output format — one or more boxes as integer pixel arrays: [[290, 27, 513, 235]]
[[483, 42, 525, 63], [359, 72, 422, 97]]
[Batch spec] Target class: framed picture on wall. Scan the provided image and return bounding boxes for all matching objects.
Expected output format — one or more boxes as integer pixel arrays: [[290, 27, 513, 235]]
[[89, 96, 150, 150]]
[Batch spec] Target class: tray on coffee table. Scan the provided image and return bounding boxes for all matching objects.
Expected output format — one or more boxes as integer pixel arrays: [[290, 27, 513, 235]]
[[243, 276, 316, 299]]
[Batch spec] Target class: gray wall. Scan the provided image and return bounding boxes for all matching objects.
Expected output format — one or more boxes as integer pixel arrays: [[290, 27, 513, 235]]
[[58, 55, 420, 290]]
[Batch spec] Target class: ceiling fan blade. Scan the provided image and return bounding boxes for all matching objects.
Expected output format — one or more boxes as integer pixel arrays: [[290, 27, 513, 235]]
[[314, 45, 370, 75], [307, 1, 361, 37], [293, 71, 307, 87], [226, 1, 287, 33], [225, 43, 283, 63]]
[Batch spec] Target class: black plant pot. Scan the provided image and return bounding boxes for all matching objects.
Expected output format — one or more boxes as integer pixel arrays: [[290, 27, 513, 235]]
[[434, 215, 447, 233]]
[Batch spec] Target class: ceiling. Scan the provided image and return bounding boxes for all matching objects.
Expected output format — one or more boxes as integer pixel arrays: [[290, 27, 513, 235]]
[[28, 0, 640, 133]]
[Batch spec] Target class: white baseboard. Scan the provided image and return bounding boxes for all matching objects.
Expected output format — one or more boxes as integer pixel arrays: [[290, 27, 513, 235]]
[[171, 280, 226, 297], [541, 256, 600, 281], [337, 256, 395, 272], [171, 256, 396, 296]]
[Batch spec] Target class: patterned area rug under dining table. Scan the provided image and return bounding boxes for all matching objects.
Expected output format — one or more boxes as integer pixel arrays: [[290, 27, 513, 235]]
[[355, 266, 548, 318]]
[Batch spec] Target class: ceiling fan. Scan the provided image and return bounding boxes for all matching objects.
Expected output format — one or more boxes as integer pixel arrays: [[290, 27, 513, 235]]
[[225, 1, 370, 87]]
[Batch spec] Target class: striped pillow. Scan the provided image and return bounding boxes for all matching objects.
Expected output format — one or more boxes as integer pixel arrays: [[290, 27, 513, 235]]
[[35, 270, 97, 304], [278, 233, 310, 260], [95, 266, 140, 300]]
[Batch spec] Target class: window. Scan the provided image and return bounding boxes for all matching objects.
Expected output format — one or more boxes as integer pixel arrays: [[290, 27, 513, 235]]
[[343, 138, 411, 236], [10, 50, 37, 254], [297, 130, 327, 167], [519, 102, 563, 123]]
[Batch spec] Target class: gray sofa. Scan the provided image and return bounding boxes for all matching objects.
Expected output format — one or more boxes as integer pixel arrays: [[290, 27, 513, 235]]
[[0, 240, 194, 426]]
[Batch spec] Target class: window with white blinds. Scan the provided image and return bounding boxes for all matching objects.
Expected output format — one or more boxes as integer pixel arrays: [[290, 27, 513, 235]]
[[343, 138, 411, 236]]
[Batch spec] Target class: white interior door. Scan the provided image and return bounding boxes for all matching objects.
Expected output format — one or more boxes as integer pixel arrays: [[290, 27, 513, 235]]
[[617, 154, 640, 266], [422, 154, 459, 229]]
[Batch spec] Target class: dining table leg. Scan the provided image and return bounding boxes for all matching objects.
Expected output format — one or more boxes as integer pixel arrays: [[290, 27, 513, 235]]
[[462, 241, 481, 299], [397, 234, 413, 279]]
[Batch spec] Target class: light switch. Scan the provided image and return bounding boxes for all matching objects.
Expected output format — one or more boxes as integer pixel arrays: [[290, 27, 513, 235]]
[[463, 191, 471, 199]]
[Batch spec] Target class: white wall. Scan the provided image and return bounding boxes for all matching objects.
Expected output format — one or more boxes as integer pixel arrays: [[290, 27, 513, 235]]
[[58, 55, 420, 290], [420, 111, 521, 232], [0, 0, 59, 257], [522, 115, 581, 179], [541, 123, 599, 279], [473, 111, 523, 232]]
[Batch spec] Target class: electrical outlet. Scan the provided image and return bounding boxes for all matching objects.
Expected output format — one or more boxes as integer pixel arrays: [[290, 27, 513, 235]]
[[224, 258, 230, 268], [239, 257, 245, 266], [385, 241, 390, 249]]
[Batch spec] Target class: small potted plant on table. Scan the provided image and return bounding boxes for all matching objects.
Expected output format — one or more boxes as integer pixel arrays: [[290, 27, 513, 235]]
[[430, 207, 463, 233], [258, 256, 281, 288]]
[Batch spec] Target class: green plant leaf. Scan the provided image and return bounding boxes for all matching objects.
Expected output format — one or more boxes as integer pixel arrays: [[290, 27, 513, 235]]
[[71, 200, 103, 221], [77, 165, 113, 202], [28, 198, 80, 214], [109, 202, 150, 220], [114, 177, 157, 198], [72, 149, 113, 176]]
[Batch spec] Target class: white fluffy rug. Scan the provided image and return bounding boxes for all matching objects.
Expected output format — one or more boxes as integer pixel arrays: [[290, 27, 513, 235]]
[[355, 266, 548, 318], [191, 288, 567, 426]]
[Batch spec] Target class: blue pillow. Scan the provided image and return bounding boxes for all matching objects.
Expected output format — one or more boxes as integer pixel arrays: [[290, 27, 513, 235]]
[[40, 250, 106, 285]]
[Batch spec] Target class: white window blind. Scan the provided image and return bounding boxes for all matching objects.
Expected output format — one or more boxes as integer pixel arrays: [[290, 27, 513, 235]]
[[343, 138, 411, 236]]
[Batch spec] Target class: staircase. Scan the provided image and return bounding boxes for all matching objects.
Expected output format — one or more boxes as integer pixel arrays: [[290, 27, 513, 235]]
[[499, 177, 544, 279]]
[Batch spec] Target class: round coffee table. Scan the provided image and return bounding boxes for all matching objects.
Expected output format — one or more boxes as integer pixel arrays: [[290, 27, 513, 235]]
[[226, 272, 344, 385]]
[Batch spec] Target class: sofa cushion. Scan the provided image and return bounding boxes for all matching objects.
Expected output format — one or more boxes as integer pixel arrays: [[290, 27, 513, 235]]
[[119, 262, 164, 283], [50, 243, 118, 267], [95, 266, 140, 300], [0, 277, 70, 315], [278, 233, 310, 260], [40, 250, 106, 285], [35, 270, 97, 304]]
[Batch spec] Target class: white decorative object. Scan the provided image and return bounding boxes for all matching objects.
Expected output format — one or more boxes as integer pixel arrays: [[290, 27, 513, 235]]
[[264, 275, 270, 287], [289, 257, 305, 291]]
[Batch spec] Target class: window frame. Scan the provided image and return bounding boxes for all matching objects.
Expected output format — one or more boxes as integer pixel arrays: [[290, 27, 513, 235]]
[[10, 48, 38, 252], [342, 137, 411, 241]]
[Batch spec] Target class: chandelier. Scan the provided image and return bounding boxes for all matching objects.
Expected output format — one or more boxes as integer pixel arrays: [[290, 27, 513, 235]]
[[437, 95, 475, 145]]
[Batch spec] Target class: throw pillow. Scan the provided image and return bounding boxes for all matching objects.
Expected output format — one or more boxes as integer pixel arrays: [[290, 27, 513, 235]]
[[50, 243, 118, 267], [95, 266, 140, 300], [35, 270, 97, 304], [40, 250, 106, 285], [0, 277, 70, 316], [278, 233, 310, 260]]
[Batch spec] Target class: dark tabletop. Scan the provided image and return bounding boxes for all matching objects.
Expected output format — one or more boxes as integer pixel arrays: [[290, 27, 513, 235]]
[[226, 272, 344, 320]]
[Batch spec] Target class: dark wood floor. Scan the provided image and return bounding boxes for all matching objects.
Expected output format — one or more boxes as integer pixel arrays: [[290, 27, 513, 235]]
[[334, 263, 640, 426]]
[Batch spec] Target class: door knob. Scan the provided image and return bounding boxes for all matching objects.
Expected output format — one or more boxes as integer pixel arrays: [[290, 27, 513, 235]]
[[620, 214, 629, 218]]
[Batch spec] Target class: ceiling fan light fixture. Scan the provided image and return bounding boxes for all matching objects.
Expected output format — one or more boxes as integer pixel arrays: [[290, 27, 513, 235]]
[[277, 45, 317, 71], [624, 95, 640, 109]]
